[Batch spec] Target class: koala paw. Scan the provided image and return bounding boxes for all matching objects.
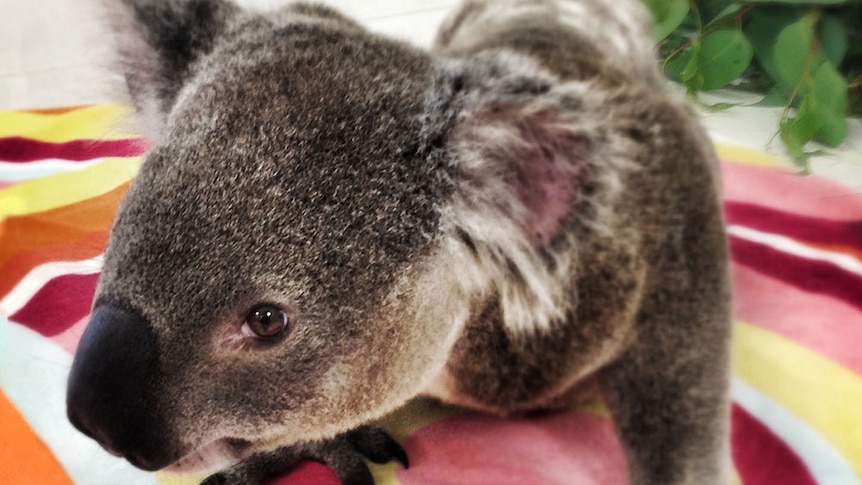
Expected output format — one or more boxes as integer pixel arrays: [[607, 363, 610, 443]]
[[200, 426, 408, 485]]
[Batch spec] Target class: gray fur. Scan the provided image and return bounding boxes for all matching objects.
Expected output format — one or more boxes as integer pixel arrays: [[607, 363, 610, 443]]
[[68, 0, 732, 483]]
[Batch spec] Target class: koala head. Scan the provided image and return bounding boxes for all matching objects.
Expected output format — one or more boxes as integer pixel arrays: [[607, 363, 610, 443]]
[[66, 0, 463, 473], [67, 0, 603, 474]]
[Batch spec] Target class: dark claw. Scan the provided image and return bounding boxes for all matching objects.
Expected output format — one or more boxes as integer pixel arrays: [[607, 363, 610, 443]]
[[199, 426, 408, 485], [199, 475, 228, 485], [344, 426, 409, 468]]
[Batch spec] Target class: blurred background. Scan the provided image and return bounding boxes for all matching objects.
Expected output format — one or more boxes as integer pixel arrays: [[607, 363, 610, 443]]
[[0, 0, 859, 184]]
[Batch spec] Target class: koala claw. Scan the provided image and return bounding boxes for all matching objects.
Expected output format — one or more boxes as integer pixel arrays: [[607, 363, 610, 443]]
[[200, 426, 408, 485], [343, 426, 409, 468]]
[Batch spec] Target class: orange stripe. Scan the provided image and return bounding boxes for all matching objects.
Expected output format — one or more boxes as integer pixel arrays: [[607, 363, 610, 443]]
[[0, 183, 127, 282], [0, 389, 73, 484], [0, 230, 108, 297], [806, 241, 862, 263]]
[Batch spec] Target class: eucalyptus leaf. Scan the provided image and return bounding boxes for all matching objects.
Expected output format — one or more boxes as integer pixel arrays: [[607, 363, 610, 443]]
[[664, 46, 693, 81], [697, 0, 741, 22], [792, 95, 824, 143], [697, 29, 754, 90], [644, 0, 857, 159], [745, 0, 849, 4], [642, 0, 690, 40], [681, 44, 705, 91], [757, 88, 790, 106], [706, 3, 745, 27], [810, 62, 849, 145], [704, 102, 739, 112], [745, 8, 804, 91], [780, 116, 809, 162], [818, 14, 848, 67], [773, 15, 816, 89]]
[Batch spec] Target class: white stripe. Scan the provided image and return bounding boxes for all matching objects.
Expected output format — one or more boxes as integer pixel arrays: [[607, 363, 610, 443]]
[[732, 378, 860, 485], [0, 257, 103, 315], [0, 318, 158, 485], [0, 158, 104, 181], [728, 224, 862, 276]]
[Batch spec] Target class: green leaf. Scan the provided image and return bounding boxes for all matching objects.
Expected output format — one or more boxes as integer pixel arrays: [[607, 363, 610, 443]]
[[682, 44, 702, 84], [664, 43, 704, 92], [697, 28, 754, 90], [792, 95, 824, 142], [698, 0, 741, 23], [780, 116, 809, 162], [810, 62, 849, 146], [745, 7, 805, 92], [757, 87, 790, 106], [777, 61, 848, 164], [773, 16, 816, 89], [706, 3, 744, 27], [745, 0, 849, 4], [664, 47, 692, 81], [818, 14, 848, 67], [704, 102, 739, 112], [642, 0, 690, 40]]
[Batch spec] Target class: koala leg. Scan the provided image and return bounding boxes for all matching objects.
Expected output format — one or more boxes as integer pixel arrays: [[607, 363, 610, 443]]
[[598, 293, 732, 485], [201, 426, 408, 485]]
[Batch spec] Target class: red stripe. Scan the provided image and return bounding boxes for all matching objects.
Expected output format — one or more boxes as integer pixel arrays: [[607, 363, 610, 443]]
[[9, 273, 99, 337], [730, 235, 862, 312], [0, 137, 147, 162], [725, 201, 862, 249], [731, 404, 817, 485], [19, 105, 90, 115], [263, 462, 340, 485]]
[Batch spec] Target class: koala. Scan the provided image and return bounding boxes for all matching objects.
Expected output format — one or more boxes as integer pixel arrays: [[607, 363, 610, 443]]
[[66, 0, 732, 484]]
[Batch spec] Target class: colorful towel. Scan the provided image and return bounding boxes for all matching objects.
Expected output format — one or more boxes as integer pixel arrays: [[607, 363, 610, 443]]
[[2, 105, 861, 485]]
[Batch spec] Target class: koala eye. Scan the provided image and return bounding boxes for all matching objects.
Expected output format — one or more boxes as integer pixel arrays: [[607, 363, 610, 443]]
[[242, 304, 289, 339]]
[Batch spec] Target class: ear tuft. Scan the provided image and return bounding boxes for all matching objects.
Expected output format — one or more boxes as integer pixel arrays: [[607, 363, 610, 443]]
[[420, 51, 554, 152], [107, 0, 239, 137], [425, 52, 594, 247]]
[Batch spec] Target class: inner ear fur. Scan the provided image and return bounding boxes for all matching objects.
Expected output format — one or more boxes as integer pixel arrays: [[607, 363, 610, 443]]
[[107, 0, 240, 136], [425, 52, 594, 247], [464, 101, 590, 246]]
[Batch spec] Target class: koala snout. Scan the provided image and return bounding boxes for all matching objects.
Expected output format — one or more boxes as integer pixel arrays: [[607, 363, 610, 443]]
[[66, 304, 175, 471]]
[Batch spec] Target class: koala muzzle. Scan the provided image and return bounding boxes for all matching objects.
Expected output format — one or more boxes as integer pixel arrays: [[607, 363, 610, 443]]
[[66, 304, 174, 471]]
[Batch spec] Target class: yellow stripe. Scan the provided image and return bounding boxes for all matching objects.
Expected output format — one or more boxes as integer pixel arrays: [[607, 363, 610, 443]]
[[156, 472, 205, 485], [732, 468, 743, 485], [0, 104, 138, 142], [0, 157, 141, 218], [733, 320, 862, 479], [714, 143, 786, 167]]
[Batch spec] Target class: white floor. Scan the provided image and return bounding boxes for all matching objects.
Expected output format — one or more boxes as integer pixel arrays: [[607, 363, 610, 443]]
[[1, 0, 860, 187]]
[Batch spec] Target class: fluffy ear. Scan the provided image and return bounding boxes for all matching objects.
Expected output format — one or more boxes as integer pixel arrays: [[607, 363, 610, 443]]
[[423, 52, 596, 248], [107, 0, 240, 136]]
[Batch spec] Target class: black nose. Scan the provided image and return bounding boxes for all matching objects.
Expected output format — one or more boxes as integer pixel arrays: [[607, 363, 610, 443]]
[[66, 304, 174, 471]]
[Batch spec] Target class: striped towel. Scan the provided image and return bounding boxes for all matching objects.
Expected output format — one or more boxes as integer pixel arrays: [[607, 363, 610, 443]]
[[1, 105, 861, 485]]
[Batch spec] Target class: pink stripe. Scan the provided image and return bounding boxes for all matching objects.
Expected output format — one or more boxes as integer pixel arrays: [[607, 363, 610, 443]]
[[731, 404, 817, 485], [0, 137, 147, 162], [9, 273, 98, 337], [725, 201, 862, 249], [52, 315, 90, 356], [732, 263, 862, 375], [720, 162, 862, 220], [398, 410, 626, 484], [730, 236, 862, 312]]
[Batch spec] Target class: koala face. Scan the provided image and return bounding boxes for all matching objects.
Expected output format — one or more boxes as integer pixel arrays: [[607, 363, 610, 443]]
[[67, 1, 458, 473]]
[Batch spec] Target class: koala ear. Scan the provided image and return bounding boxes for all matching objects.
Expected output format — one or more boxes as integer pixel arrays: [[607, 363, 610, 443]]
[[424, 53, 596, 247], [108, 0, 240, 136]]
